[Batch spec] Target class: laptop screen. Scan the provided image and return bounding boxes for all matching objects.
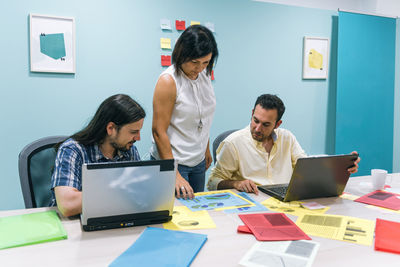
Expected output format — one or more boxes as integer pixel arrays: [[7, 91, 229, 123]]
[[81, 159, 176, 230]]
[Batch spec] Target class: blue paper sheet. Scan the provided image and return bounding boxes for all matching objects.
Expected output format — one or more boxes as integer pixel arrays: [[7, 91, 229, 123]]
[[178, 190, 252, 212], [109, 227, 207, 267], [224, 192, 268, 213]]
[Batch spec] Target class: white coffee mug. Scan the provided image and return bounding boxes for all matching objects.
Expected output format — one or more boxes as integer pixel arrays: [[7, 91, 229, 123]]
[[371, 169, 388, 190]]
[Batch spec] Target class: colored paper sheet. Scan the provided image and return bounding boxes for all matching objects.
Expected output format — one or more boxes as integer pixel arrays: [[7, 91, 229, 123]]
[[0, 210, 67, 249], [224, 192, 268, 214], [340, 192, 360, 201], [175, 20, 186, 30], [179, 190, 255, 212], [190, 21, 200, 26], [375, 218, 400, 254], [237, 225, 252, 234], [296, 214, 375, 246], [163, 206, 216, 230], [109, 227, 207, 267], [204, 22, 215, 32], [161, 55, 171, 66], [239, 213, 311, 241], [160, 38, 171, 49], [160, 19, 172, 30], [355, 190, 400, 210], [240, 240, 320, 267], [261, 197, 330, 217], [40, 33, 66, 60]]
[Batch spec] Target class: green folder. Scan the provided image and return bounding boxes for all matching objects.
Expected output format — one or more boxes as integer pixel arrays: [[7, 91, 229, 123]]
[[0, 210, 67, 249]]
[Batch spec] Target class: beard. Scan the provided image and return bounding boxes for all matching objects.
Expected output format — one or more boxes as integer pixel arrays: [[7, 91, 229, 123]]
[[110, 140, 134, 152]]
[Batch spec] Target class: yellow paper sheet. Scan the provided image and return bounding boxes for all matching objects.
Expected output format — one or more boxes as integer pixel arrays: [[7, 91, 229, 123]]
[[340, 192, 360, 201], [261, 197, 329, 217], [163, 206, 216, 230], [296, 214, 375, 246], [190, 21, 201, 25], [160, 38, 171, 49]]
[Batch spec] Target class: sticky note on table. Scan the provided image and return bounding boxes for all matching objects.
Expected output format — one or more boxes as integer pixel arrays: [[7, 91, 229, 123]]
[[160, 38, 171, 49], [175, 20, 186, 30], [161, 55, 171, 66]]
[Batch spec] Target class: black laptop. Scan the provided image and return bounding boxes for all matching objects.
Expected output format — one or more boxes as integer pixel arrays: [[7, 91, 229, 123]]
[[258, 154, 358, 202]]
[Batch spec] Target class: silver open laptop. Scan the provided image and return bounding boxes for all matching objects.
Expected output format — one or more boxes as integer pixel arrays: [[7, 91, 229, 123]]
[[258, 154, 358, 202], [81, 159, 176, 231]]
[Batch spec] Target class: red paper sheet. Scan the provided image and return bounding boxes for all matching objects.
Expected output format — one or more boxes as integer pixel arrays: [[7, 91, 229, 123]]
[[375, 218, 400, 254], [175, 20, 186, 30], [239, 213, 310, 241], [355, 190, 400, 210], [237, 225, 252, 234], [161, 55, 171, 66]]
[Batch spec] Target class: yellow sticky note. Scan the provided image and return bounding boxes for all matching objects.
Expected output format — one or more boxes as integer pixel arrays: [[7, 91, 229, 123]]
[[160, 38, 171, 49], [163, 206, 216, 230], [190, 21, 201, 26]]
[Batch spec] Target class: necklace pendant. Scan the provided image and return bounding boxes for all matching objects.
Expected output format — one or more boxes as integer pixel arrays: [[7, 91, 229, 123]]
[[198, 120, 203, 131]]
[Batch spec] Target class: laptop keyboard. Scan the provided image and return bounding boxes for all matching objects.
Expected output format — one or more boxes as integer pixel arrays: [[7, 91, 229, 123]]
[[268, 186, 288, 195]]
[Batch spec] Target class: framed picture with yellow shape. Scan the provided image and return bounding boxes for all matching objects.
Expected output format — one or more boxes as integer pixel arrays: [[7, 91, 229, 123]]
[[302, 36, 329, 79]]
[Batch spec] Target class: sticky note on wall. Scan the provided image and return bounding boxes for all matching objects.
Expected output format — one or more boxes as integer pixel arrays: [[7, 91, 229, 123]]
[[175, 20, 186, 30], [190, 21, 200, 26], [161, 55, 171, 66], [160, 38, 171, 49]]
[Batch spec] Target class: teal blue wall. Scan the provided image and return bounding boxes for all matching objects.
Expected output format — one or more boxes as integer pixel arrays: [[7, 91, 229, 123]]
[[394, 18, 400, 173], [0, 0, 362, 210]]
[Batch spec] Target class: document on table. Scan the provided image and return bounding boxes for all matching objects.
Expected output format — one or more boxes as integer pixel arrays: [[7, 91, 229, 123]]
[[375, 218, 400, 254], [163, 206, 216, 230], [0, 210, 67, 249], [224, 192, 268, 213], [239, 240, 319, 267], [109, 227, 207, 267], [355, 190, 400, 210], [261, 197, 330, 217], [179, 190, 255, 212], [239, 213, 311, 241], [296, 214, 375, 246]]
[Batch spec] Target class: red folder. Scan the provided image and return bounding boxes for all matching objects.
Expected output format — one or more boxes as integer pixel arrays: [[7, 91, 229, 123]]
[[239, 213, 310, 241], [355, 190, 400, 210], [375, 218, 400, 254]]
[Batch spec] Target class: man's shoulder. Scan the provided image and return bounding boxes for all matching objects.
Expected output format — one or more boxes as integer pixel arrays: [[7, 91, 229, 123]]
[[224, 127, 249, 142], [275, 128, 297, 139], [59, 138, 83, 150]]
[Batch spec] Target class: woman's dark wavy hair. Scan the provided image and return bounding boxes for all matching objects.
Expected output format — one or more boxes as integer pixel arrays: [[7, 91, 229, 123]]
[[172, 24, 218, 76], [254, 94, 286, 122], [70, 94, 146, 146]]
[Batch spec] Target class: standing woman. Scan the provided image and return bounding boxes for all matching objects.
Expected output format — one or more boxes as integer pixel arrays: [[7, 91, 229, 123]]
[[151, 25, 218, 199]]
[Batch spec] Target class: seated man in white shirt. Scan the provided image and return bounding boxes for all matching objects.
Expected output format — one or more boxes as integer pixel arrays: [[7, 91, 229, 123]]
[[207, 94, 360, 194]]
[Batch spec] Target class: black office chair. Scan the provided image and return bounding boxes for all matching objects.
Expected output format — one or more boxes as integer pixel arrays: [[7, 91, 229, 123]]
[[212, 129, 238, 164], [18, 136, 67, 208]]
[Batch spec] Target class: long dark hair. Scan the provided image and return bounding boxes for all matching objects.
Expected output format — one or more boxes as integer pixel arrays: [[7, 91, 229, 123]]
[[70, 94, 146, 146], [172, 25, 218, 76]]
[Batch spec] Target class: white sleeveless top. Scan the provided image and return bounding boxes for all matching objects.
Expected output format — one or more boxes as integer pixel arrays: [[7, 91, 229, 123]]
[[150, 65, 216, 167]]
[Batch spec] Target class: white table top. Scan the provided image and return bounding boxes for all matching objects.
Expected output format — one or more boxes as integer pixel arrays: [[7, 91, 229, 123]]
[[1, 174, 400, 267]]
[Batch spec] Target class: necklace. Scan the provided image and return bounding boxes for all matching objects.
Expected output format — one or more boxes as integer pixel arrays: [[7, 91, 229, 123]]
[[191, 80, 203, 132]]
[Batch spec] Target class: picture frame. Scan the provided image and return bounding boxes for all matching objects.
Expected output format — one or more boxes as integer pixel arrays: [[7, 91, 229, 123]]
[[302, 36, 329, 79], [29, 13, 75, 73]]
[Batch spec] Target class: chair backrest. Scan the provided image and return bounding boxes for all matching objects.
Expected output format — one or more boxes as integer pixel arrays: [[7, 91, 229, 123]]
[[18, 136, 68, 208], [212, 129, 238, 164]]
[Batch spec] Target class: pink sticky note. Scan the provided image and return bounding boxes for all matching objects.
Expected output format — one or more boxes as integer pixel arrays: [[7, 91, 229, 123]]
[[211, 70, 215, 81], [175, 20, 186, 31], [161, 55, 171, 66]]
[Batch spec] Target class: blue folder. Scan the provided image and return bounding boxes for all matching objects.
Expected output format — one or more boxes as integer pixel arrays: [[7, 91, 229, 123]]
[[109, 227, 207, 267]]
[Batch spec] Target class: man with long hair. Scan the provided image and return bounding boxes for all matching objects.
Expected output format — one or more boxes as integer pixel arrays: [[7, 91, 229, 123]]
[[50, 94, 146, 217]]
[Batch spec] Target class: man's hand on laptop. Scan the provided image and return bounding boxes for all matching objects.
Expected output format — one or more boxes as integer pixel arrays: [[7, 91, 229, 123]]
[[234, 180, 259, 195], [348, 151, 361, 174], [175, 173, 194, 199]]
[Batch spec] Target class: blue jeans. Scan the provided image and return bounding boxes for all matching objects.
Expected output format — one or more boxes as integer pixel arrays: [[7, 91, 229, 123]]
[[151, 156, 205, 192], [178, 160, 206, 193]]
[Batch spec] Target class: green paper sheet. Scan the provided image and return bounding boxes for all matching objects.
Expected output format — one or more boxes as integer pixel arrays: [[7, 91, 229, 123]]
[[0, 210, 67, 249]]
